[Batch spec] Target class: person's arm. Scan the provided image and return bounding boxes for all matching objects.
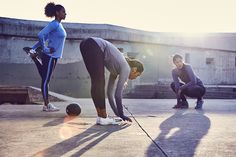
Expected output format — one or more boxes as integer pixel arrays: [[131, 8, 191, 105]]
[[107, 73, 119, 116], [172, 69, 181, 100], [114, 69, 132, 122], [179, 65, 197, 90], [31, 42, 41, 50], [172, 69, 180, 91], [38, 21, 58, 53]]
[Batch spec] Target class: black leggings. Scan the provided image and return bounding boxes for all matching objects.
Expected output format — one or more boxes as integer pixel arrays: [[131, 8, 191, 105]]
[[80, 38, 106, 109], [170, 82, 206, 102], [33, 53, 57, 104]]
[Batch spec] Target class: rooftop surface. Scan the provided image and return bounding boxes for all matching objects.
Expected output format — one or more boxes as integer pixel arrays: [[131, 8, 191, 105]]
[[0, 98, 236, 157]]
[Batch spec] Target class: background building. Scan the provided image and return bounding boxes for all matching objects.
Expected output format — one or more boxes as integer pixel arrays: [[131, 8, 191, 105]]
[[1, 17, 236, 98]]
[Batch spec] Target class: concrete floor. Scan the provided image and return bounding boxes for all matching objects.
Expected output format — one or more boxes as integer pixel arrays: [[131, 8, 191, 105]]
[[0, 99, 236, 157]]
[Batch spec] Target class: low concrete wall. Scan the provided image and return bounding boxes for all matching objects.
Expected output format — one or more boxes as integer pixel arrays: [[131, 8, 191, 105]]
[[1, 17, 236, 97]]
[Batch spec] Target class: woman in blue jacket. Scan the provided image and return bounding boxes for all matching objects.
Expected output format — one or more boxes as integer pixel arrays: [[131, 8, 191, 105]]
[[171, 54, 206, 109], [24, 2, 67, 112]]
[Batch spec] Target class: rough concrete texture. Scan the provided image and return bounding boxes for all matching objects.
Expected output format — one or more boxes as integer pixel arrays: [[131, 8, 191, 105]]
[[0, 99, 236, 157]]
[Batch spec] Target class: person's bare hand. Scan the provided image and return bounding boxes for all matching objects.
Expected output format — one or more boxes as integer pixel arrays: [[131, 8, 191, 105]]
[[121, 115, 132, 122], [49, 47, 55, 53]]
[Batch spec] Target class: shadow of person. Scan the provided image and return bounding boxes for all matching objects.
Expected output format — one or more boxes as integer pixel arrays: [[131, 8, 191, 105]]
[[32, 123, 130, 157], [146, 110, 211, 157], [43, 116, 84, 127]]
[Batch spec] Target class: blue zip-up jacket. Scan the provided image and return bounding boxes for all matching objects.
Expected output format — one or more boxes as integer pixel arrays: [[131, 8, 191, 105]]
[[32, 20, 67, 58]]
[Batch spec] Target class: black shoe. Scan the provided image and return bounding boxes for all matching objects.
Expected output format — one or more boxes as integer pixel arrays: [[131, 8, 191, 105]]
[[173, 101, 189, 109], [181, 101, 189, 109], [23, 47, 42, 59], [35, 46, 43, 59], [23, 47, 37, 58], [172, 103, 182, 109], [195, 100, 204, 109]]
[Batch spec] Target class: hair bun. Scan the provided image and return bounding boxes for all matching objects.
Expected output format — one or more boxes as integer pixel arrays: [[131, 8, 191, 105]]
[[44, 2, 56, 17]]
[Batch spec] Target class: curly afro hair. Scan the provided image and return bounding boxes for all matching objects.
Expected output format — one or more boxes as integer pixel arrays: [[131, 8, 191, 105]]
[[44, 2, 64, 18]]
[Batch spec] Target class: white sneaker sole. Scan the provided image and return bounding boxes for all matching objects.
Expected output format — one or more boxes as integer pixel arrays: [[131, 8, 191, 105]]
[[97, 121, 120, 125], [42, 108, 60, 112]]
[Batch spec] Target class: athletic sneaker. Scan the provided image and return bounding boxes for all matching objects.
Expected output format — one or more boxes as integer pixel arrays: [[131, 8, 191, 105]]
[[172, 101, 189, 109], [181, 101, 189, 108], [96, 117, 100, 124], [23, 47, 38, 58], [96, 116, 120, 125], [172, 103, 182, 109], [42, 103, 60, 112], [195, 100, 204, 109]]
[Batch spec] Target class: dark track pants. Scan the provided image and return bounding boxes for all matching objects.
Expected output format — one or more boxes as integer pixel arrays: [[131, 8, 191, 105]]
[[33, 53, 57, 104], [170, 82, 206, 102], [80, 38, 106, 109]]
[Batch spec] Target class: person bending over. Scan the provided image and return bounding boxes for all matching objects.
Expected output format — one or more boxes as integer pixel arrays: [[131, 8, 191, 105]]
[[80, 37, 144, 125]]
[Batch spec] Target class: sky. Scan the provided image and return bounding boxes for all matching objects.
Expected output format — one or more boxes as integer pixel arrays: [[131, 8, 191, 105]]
[[1, 0, 236, 33]]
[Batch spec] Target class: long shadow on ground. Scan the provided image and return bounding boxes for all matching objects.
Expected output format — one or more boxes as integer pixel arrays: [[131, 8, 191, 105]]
[[146, 110, 211, 157], [32, 123, 130, 157]]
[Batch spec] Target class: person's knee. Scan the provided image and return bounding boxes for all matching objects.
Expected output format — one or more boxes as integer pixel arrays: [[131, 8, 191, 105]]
[[170, 82, 175, 90]]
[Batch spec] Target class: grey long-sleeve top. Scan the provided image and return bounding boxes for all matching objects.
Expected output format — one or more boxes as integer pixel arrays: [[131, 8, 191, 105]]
[[92, 37, 130, 117], [172, 64, 203, 92]]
